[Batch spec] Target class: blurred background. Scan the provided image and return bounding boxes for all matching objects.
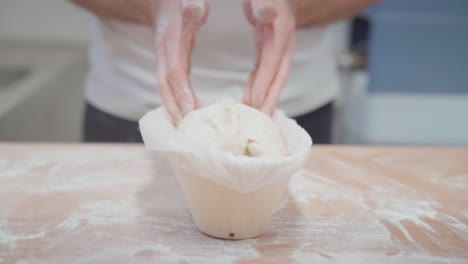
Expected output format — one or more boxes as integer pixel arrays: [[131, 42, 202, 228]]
[[0, 0, 467, 145]]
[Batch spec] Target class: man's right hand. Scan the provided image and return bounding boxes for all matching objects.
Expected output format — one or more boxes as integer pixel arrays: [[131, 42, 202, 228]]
[[151, 0, 209, 123]]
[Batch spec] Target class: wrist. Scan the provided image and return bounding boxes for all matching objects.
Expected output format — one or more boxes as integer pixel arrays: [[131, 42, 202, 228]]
[[138, 0, 155, 26], [294, 0, 378, 28]]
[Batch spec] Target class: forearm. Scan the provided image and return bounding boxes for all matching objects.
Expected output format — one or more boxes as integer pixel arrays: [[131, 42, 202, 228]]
[[71, 0, 153, 25], [295, 0, 378, 28]]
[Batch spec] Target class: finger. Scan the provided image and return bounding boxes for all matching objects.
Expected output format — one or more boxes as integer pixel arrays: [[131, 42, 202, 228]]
[[243, 68, 256, 106], [179, 0, 209, 111], [173, 2, 208, 114], [159, 78, 183, 124], [250, 0, 278, 24], [182, 0, 209, 73], [251, 23, 284, 108], [184, 33, 201, 109], [181, 0, 209, 29], [243, 24, 263, 105], [261, 35, 295, 115], [167, 68, 194, 116], [165, 3, 203, 116], [181, 2, 208, 110], [243, 0, 278, 107], [166, 44, 195, 116], [156, 42, 183, 123], [243, 0, 256, 26], [160, 11, 194, 117]]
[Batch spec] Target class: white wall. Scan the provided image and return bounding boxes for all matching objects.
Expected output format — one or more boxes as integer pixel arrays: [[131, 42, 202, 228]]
[[0, 0, 91, 43]]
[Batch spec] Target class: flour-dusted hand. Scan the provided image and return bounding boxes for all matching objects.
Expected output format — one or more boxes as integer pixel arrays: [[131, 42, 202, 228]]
[[150, 0, 209, 123], [242, 0, 296, 115]]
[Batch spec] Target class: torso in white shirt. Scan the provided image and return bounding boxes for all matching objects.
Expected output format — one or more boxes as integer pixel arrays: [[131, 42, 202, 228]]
[[85, 1, 339, 121]]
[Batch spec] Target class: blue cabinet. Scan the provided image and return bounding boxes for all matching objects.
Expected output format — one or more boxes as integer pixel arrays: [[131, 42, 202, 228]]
[[367, 0, 468, 94]]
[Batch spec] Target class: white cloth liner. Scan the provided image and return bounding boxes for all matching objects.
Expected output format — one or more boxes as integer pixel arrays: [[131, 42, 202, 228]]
[[139, 106, 312, 193]]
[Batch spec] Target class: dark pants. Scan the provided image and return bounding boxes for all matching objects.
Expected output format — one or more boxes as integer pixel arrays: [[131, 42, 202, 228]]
[[83, 102, 333, 144]]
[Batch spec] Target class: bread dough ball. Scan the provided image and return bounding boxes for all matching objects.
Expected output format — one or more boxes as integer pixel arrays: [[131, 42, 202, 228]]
[[177, 99, 285, 157]]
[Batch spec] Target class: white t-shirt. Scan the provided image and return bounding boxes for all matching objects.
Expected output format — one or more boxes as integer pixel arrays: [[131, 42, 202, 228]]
[[85, 2, 339, 121]]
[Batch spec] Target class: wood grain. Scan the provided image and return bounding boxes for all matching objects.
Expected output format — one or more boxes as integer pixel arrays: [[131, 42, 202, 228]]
[[0, 144, 467, 263]]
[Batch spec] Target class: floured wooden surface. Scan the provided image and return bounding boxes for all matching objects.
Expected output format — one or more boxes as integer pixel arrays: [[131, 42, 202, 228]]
[[0, 144, 467, 263]]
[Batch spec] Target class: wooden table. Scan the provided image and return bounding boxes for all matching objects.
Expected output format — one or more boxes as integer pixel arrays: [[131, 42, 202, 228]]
[[0, 144, 467, 263]]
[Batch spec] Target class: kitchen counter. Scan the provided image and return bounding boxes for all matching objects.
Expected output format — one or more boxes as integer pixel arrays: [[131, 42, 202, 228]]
[[0, 41, 87, 141], [0, 144, 467, 263]]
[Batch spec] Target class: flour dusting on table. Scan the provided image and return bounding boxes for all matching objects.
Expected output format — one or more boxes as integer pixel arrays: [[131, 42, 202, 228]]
[[0, 145, 467, 263]]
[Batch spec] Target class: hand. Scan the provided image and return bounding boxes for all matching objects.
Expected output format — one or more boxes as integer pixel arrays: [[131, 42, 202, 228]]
[[242, 0, 296, 115], [151, 0, 209, 123]]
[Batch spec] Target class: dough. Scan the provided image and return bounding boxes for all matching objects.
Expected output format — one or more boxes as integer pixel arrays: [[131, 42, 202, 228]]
[[177, 99, 286, 157]]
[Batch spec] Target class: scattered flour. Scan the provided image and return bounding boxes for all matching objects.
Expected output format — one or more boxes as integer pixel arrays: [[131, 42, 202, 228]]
[[1, 145, 467, 263]]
